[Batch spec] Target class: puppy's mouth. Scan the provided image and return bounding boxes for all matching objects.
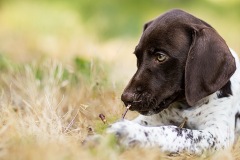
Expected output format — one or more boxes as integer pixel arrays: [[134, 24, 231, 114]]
[[130, 92, 180, 116]]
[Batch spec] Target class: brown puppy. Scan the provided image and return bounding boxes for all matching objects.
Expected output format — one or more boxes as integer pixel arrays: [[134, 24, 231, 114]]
[[108, 9, 239, 154], [121, 9, 235, 115]]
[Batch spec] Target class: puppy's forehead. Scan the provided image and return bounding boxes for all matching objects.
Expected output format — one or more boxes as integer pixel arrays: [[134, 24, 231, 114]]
[[151, 9, 199, 26], [138, 22, 188, 53], [136, 9, 198, 54]]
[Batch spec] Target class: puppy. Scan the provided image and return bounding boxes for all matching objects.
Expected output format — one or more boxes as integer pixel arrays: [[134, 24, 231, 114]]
[[108, 9, 240, 155]]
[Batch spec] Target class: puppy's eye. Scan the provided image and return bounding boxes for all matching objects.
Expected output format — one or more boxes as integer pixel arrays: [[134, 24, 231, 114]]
[[156, 52, 167, 62]]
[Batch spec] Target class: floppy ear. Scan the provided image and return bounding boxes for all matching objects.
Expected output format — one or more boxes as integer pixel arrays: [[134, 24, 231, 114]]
[[185, 26, 236, 106], [143, 20, 153, 31]]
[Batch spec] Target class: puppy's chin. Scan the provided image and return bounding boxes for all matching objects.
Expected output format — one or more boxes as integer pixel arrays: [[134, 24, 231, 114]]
[[137, 104, 169, 116], [137, 93, 180, 116], [138, 110, 160, 116]]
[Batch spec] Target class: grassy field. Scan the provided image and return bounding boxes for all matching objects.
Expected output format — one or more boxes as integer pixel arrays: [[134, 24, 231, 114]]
[[0, 0, 240, 159], [2, 55, 240, 160]]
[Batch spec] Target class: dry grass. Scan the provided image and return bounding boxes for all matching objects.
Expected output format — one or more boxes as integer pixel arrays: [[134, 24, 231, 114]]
[[0, 59, 121, 160], [0, 59, 239, 160]]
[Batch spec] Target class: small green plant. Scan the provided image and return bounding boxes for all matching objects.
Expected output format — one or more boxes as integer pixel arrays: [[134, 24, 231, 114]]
[[0, 54, 18, 71], [74, 57, 91, 78]]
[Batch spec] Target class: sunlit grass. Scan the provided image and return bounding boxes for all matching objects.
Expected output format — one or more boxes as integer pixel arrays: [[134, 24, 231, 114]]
[[0, 58, 239, 160], [0, 57, 124, 159]]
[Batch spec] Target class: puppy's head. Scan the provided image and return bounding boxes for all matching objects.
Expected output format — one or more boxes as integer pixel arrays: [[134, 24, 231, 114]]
[[121, 9, 236, 115]]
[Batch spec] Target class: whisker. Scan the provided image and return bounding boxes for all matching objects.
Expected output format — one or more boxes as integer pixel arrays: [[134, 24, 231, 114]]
[[153, 98, 157, 106], [133, 100, 142, 103]]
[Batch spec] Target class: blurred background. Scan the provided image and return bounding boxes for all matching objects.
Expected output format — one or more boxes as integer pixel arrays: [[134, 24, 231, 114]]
[[0, 0, 240, 84]]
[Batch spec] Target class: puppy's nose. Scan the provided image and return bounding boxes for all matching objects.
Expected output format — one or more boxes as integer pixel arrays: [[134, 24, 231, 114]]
[[121, 92, 134, 105]]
